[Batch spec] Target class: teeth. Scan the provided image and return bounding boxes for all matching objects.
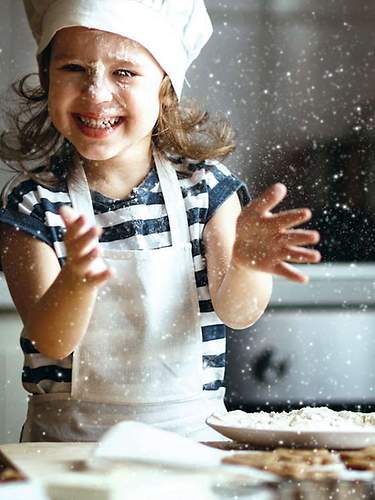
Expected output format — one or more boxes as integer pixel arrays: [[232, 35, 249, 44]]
[[78, 115, 121, 129]]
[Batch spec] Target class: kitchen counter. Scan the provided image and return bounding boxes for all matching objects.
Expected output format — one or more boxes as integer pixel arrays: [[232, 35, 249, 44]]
[[2, 442, 375, 499], [0, 441, 274, 500]]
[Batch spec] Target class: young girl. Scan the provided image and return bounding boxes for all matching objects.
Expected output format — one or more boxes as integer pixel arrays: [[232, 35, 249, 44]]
[[0, 0, 320, 442]]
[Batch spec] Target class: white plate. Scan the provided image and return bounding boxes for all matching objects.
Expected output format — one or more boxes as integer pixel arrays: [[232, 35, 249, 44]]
[[206, 414, 375, 449]]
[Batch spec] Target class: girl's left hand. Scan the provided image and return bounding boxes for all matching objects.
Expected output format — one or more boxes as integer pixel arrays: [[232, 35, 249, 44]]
[[232, 183, 321, 283]]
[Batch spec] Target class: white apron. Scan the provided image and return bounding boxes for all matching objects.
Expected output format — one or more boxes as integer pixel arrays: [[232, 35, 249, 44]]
[[21, 149, 226, 442]]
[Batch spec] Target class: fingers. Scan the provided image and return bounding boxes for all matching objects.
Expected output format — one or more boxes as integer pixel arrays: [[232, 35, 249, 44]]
[[59, 205, 80, 226], [58, 205, 110, 284], [76, 249, 111, 285], [59, 207, 102, 261], [283, 229, 320, 246], [59, 206, 90, 241], [85, 268, 113, 287], [272, 208, 312, 229], [69, 226, 102, 259], [280, 246, 321, 264], [273, 262, 309, 284], [75, 244, 102, 267], [250, 183, 287, 214], [64, 215, 87, 242]]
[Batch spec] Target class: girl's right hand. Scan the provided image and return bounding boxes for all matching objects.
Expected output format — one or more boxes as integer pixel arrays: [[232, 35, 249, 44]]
[[59, 205, 112, 287]]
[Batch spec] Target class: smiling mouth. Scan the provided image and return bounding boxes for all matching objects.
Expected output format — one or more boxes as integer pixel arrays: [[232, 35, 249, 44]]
[[74, 113, 124, 129]]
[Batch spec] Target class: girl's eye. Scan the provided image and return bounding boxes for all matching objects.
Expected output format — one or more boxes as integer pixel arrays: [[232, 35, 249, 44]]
[[61, 64, 85, 72], [115, 69, 135, 78]]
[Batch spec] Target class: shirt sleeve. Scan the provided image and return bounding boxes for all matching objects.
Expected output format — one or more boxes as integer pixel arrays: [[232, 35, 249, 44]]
[[204, 160, 251, 223], [0, 175, 54, 248]]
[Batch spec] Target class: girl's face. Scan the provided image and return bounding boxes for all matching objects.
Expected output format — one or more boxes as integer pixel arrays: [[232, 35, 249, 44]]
[[48, 27, 164, 163]]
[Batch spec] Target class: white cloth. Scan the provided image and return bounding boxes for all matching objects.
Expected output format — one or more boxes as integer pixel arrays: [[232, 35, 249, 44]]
[[23, 0, 213, 98], [20, 149, 226, 442]]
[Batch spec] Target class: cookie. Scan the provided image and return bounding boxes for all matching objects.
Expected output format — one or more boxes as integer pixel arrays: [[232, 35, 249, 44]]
[[222, 448, 341, 480], [273, 448, 337, 465], [340, 446, 375, 471], [0, 467, 24, 482], [342, 459, 375, 472]]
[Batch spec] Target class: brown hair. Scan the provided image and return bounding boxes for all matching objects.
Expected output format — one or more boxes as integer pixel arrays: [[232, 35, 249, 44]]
[[0, 44, 236, 186]]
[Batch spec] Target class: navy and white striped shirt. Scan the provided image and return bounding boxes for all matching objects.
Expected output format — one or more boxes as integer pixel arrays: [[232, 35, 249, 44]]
[[0, 153, 250, 396]]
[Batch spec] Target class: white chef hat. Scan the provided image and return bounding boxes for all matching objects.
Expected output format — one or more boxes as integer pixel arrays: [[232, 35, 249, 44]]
[[23, 0, 213, 99]]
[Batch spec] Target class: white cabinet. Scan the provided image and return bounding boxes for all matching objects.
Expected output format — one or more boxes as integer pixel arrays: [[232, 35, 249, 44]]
[[0, 312, 27, 444]]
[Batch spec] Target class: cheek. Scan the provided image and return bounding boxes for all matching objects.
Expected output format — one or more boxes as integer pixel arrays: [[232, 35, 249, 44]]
[[47, 92, 58, 124], [127, 84, 161, 121], [48, 86, 76, 137], [144, 92, 161, 124], [48, 80, 75, 118]]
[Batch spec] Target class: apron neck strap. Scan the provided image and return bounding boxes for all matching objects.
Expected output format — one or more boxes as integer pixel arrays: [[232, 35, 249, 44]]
[[153, 148, 190, 246], [68, 156, 97, 229], [67, 150, 190, 246]]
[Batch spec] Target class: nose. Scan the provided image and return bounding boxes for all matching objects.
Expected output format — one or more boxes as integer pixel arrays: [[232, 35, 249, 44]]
[[83, 70, 112, 103]]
